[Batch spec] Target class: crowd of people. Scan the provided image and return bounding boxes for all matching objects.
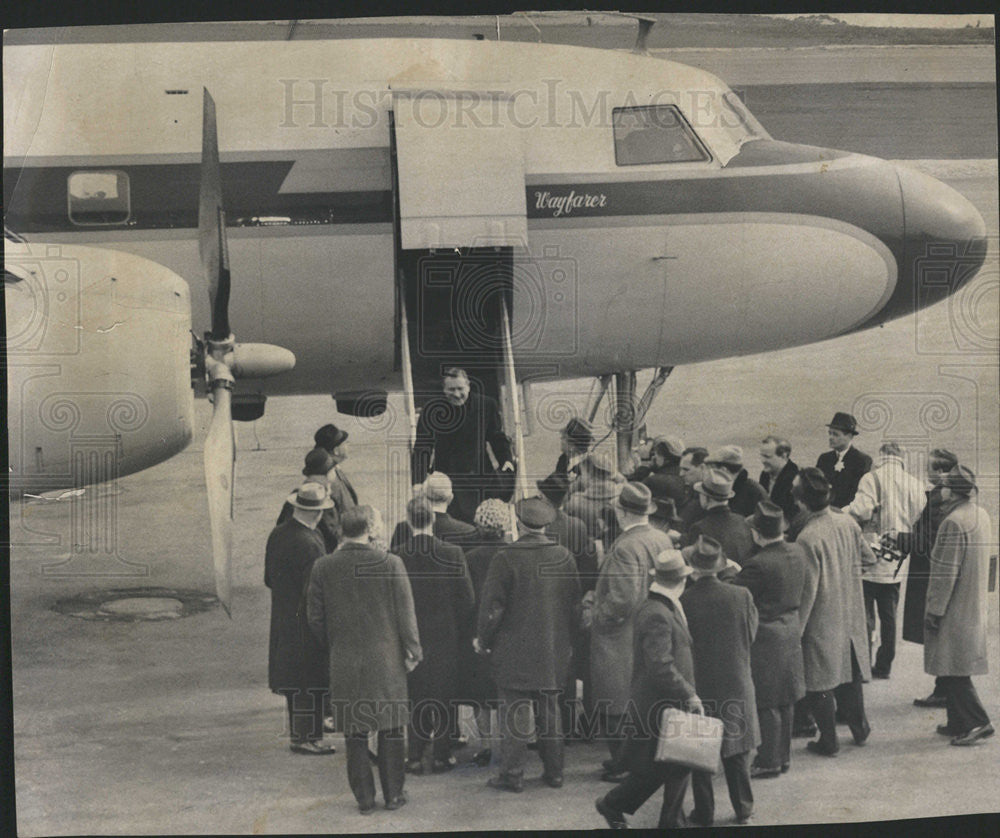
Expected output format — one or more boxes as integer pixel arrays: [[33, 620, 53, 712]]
[[264, 369, 994, 825]]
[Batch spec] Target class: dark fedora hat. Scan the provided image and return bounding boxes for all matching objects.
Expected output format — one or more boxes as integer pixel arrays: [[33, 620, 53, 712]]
[[314, 423, 349, 452], [303, 446, 334, 476], [563, 417, 594, 452], [615, 482, 657, 516], [826, 412, 859, 435], [682, 535, 726, 574], [516, 496, 556, 529], [747, 500, 786, 539], [941, 464, 977, 496], [536, 472, 571, 506]]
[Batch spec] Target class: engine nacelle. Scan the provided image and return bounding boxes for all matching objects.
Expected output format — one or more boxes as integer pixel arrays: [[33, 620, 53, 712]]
[[5, 241, 194, 496]]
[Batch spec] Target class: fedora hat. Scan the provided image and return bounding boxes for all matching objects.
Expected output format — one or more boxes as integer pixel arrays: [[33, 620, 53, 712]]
[[826, 412, 859, 435], [694, 468, 735, 501], [706, 445, 743, 468], [747, 500, 786, 539], [652, 435, 685, 459], [314, 423, 349, 453], [516, 496, 556, 529], [682, 535, 726, 574], [563, 417, 594, 451], [536, 472, 571, 506], [423, 472, 453, 503], [650, 549, 693, 581], [941, 464, 977, 496], [302, 446, 334, 477], [286, 481, 335, 511], [615, 482, 657, 516], [587, 450, 615, 476]]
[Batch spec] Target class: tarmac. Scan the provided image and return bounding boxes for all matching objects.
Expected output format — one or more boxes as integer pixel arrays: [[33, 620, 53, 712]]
[[6, 31, 1000, 837]]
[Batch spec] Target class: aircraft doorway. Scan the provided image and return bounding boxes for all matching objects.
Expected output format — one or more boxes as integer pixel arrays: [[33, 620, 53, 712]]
[[397, 247, 510, 407]]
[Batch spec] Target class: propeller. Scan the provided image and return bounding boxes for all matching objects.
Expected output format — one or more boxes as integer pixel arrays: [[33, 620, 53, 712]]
[[197, 88, 295, 616]]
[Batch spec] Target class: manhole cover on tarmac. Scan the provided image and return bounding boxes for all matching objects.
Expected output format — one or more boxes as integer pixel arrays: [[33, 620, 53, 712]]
[[53, 588, 219, 621]]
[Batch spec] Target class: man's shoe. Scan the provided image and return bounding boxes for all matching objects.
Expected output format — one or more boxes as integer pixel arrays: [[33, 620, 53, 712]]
[[736, 813, 752, 825], [595, 796, 627, 829], [914, 693, 947, 708], [472, 748, 492, 767], [542, 773, 564, 788], [805, 740, 839, 757], [431, 756, 457, 773], [405, 759, 425, 774], [384, 792, 408, 811], [872, 671, 890, 680], [850, 721, 871, 746], [289, 741, 336, 755], [358, 802, 376, 816], [792, 724, 818, 738], [750, 764, 781, 779], [780, 763, 790, 774], [937, 724, 958, 737], [601, 758, 617, 771], [487, 774, 524, 793], [601, 769, 630, 783], [951, 723, 995, 746], [688, 810, 713, 827]]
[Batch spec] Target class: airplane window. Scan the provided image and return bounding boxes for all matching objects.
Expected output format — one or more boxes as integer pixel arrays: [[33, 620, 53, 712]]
[[67, 171, 130, 225], [612, 105, 710, 166]]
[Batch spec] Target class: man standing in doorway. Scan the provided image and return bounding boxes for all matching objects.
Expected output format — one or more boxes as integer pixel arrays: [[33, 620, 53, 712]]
[[412, 368, 514, 524]]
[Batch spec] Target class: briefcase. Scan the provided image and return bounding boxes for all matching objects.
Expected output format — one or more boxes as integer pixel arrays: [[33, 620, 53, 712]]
[[654, 707, 723, 774]]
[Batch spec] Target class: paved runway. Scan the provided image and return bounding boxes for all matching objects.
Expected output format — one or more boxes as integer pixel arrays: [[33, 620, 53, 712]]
[[7, 30, 999, 836]]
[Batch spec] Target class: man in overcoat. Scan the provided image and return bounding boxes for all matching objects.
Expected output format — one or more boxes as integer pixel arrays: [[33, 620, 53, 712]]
[[595, 549, 702, 829], [477, 498, 581, 792], [792, 468, 876, 756], [685, 468, 755, 566], [275, 448, 341, 553], [538, 472, 600, 739], [395, 496, 475, 773], [758, 435, 800, 524], [564, 451, 621, 549], [815, 412, 872, 508], [587, 482, 675, 781], [682, 536, 760, 826], [897, 448, 958, 707], [307, 506, 422, 814], [923, 465, 994, 745], [411, 368, 514, 523], [265, 482, 338, 755], [390, 472, 478, 552], [735, 501, 806, 777], [706, 445, 768, 518]]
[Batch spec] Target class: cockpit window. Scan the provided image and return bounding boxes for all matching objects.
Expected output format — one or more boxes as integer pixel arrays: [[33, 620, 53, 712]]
[[68, 171, 131, 225], [613, 105, 711, 166]]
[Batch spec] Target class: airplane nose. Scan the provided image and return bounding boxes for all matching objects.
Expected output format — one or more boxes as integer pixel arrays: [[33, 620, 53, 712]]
[[896, 163, 987, 298]]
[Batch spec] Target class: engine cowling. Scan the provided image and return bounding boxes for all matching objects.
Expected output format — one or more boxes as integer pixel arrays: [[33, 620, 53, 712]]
[[5, 241, 194, 496]]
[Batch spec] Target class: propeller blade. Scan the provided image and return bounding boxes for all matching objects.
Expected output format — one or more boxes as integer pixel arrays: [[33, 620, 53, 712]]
[[198, 88, 231, 340], [204, 376, 235, 616]]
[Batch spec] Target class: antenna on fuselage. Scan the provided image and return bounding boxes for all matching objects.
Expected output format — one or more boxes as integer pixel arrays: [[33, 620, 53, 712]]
[[630, 16, 656, 54]]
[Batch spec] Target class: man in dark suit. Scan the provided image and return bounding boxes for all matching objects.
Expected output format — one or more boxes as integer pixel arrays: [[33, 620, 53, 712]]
[[685, 468, 755, 566], [735, 502, 807, 778], [682, 537, 760, 826], [411, 367, 514, 523], [758, 435, 800, 524], [307, 506, 422, 814], [395, 496, 475, 774], [815, 412, 872, 508], [390, 472, 478, 552], [637, 436, 687, 505], [538, 472, 600, 740], [595, 549, 702, 829], [477, 498, 581, 792], [266, 482, 339, 755], [707, 446, 768, 518], [676, 447, 710, 532]]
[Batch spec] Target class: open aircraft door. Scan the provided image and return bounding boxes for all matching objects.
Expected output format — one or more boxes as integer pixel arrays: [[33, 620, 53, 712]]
[[390, 87, 530, 502]]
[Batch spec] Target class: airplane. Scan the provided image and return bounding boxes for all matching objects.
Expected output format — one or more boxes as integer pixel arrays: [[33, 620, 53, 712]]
[[4, 27, 988, 611]]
